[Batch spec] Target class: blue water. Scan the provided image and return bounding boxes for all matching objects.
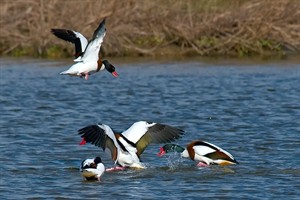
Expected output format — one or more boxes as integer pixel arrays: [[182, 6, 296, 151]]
[[0, 58, 299, 199]]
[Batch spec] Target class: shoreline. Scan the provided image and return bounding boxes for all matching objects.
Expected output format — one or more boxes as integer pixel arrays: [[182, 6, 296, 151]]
[[1, 0, 299, 59], [1, 53, 299, 66]]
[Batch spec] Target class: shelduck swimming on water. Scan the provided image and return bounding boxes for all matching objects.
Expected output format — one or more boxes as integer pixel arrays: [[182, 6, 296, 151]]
[[51, 19, 118, 80], [78, 121, 184, 170], [157, 140, 238, 167], [80, 157, 105, 181]]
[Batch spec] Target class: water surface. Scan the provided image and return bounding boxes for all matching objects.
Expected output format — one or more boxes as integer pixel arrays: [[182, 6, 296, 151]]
[[0, 58, 299, 199]]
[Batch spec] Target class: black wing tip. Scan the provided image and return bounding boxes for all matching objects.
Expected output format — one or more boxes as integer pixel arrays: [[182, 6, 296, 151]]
[[50, 28, 77, 43], [168, 125, 185, 134], [167, 126, 185, 141], [100, 19, 106, 30], [97, 18, 106, 30], [77, 124, 107, 149], [50, 28, 64, 34], [78, 124, 98, 134], [51, 28, 60, 35], [100, 18, 106, 24], [51, 28, 58, 32], [92, 18, 107, 38], [148, 123, 185, 144]]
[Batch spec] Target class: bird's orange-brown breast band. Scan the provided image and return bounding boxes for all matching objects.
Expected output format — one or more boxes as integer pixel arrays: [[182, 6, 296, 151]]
[[186, 141, 197, 160], [97, 59, 102, 72]]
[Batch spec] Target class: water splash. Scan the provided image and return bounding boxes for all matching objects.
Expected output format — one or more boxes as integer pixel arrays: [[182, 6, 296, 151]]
[[166, 152, 183, 170]]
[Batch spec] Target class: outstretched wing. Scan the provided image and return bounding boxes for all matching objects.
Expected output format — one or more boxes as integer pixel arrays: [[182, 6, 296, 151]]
[[51, 29, 88, 57], [78, 124, 118, 161], [122, 121, 185, 156], [79, 19, 106, 63]]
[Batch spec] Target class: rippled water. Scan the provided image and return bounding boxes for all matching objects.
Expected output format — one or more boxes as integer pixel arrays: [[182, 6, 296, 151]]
[[0, 58, 299, 199]]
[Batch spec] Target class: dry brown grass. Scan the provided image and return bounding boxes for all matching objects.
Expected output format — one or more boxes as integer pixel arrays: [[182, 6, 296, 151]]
[[0, 0, 300, 58]]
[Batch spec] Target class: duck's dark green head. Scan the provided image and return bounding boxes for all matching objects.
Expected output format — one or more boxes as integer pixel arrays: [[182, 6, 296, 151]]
[[157, 144, 185, 157]]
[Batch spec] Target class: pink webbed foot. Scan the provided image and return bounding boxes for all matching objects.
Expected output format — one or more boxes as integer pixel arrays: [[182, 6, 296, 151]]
[[84, 73, 89, 80], [106, 166, 126, 172], [197, 162, 209, 167]]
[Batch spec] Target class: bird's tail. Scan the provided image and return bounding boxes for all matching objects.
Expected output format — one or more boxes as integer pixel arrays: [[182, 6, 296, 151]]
[[60, 70, 69, 75]]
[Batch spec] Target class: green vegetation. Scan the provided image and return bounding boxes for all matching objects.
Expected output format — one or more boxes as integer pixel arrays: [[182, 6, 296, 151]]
[[0, 0, 299, 58]]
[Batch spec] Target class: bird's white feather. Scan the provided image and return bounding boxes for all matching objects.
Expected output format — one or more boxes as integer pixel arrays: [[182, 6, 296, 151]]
[[60, 61, 97, 75], [98, 124, 121, 150], [80, 32, 106, 64], [81, 164, 105, 178], [193, 145, 216, 156], [122, 121, 156, 144], [74, 31, 88, 52], [194, 141, 235, 160]]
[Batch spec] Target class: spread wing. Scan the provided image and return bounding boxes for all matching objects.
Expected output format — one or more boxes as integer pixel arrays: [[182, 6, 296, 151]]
[[122, 121, 184, 156], [78, 124, 118, 161], [51, 29, 88, 58], [79, 19, 106, 63]]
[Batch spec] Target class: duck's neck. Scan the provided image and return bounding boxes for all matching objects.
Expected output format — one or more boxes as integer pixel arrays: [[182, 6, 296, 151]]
[[165, 144, 185, 153]]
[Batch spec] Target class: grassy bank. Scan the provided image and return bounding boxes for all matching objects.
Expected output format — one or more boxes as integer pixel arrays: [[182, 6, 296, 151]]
[[0, 0, 299, 58]]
